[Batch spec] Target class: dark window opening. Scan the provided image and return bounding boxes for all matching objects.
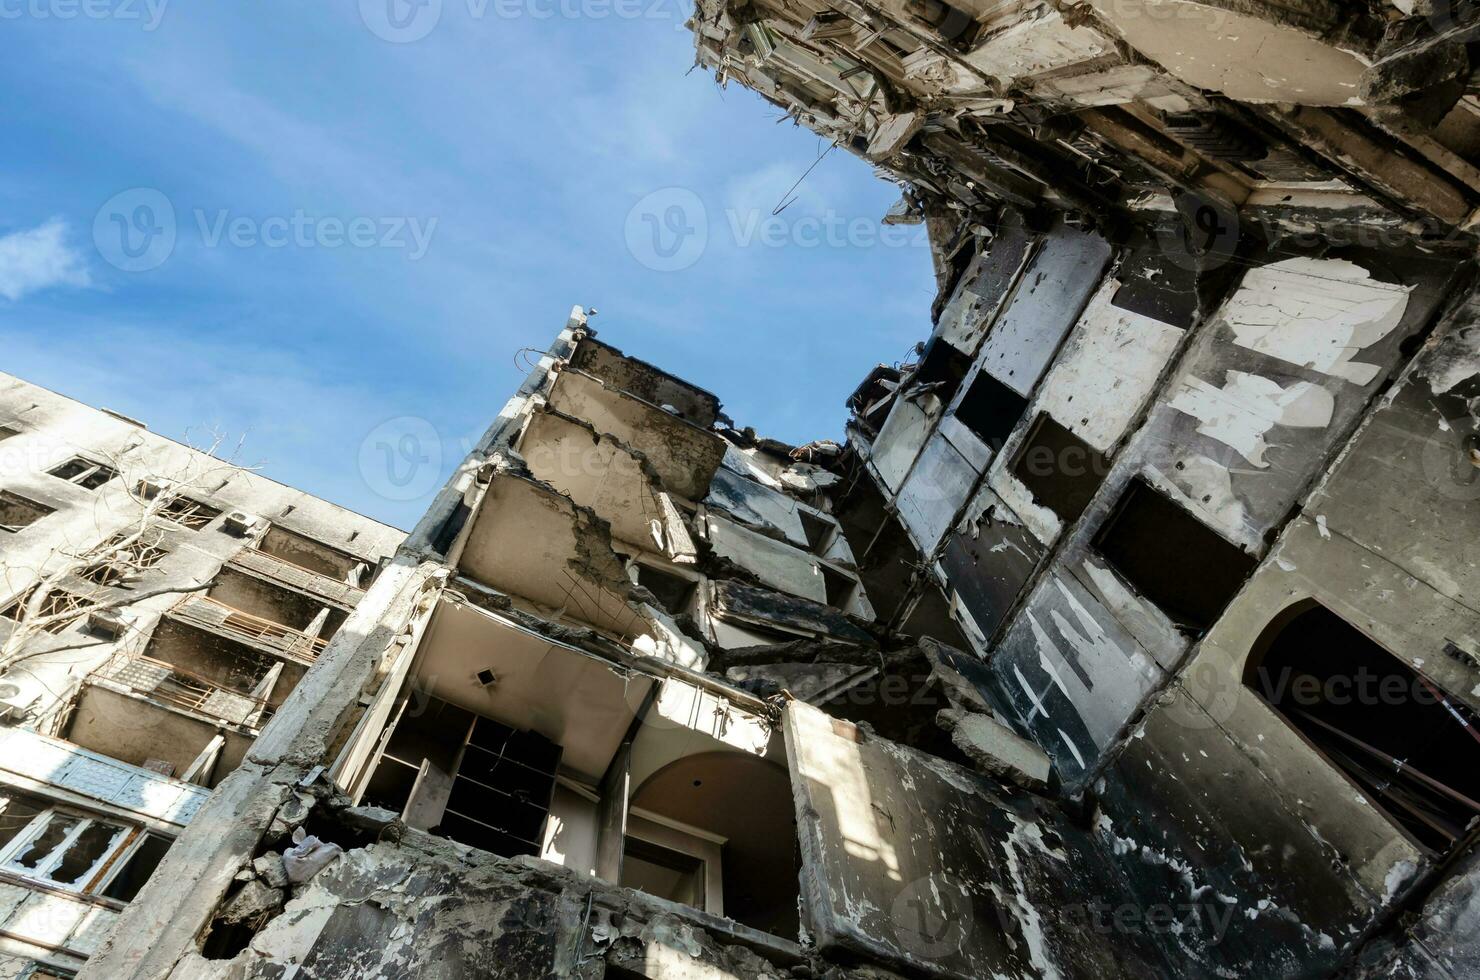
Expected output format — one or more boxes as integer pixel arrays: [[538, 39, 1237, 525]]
[[0, 426, 19, 441], [953, 370, 1029, 452], [79, 531, 170, 587], [99, 833, 171, 903], [153, 496, 222, 531], [912, 337, 972, 405], [1093, 479, 1256, 631], [635, 564, 696, 613], [0, 492, 55, 533], [441, 716, 560, 858], [49, 458, 118, 490], [798, 509, 835, 554], [1, 588, 88, 633], [0, 794, 48, 852], [820, 564, 857, 609], [1247, 604, 1480, 853], [1010, 413, 1111, 525]]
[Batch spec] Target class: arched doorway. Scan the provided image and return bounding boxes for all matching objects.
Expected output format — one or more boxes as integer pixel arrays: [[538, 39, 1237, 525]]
[[628, 751, 799, 937]]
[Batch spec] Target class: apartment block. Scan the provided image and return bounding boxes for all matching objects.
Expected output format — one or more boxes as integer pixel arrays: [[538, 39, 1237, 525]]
[[0, 377, 401, 977]]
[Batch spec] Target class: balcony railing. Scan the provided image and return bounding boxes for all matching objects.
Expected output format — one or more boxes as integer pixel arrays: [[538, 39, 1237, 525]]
[[227, 547, 365, 609], [106, 655, 273, 728], [173, 595, 328, 664]]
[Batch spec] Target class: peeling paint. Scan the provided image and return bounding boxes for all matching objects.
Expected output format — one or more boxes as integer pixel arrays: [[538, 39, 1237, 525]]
[[1220, 258, 1412, 386], [1169, 372, 1335, 467]]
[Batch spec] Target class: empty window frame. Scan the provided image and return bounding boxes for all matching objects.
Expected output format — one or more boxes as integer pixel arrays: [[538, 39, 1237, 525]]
[[49, 458, 118, 491], [78, 531, 170, 587], [0, 794, 170, 900], [153, 496, 222, 531], [797, 509, 836, 554], [819, 563, 857, 609], [953, 370, 1029, 452], [634, 563, 697, 614], [1009, 413, 1111, 525], [1093, 478, 1257, 631], [0, 492, 55, 533], [912, 337, 973, 405], [1246, 604, 1480, 853], [0, 589, 89, 633]]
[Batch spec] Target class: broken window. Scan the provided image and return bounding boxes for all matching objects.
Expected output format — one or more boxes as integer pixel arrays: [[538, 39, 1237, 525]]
[[819, 563, 857, 609], [1247, 604, 1480, 853], [633, 563, 696, 613], [953, 370, 1029, 452], [1093, 478, 1256, 630], [78, 531, 170, 587], [0, 794, 170, 898], [1, 589, 89, 633], [1010, 413, 1111, 524], [0, 491, 55, 533], [911, 337, 972, 405], [443, 716, 561, 858], [798, 509, 836, 554], [153, 496, 222, 531], [48, 457, 118, 491]]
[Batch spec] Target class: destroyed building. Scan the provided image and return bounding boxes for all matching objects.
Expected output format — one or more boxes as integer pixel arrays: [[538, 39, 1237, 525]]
[[0, 377, 403, 978], [1, 1, 1480, 977]]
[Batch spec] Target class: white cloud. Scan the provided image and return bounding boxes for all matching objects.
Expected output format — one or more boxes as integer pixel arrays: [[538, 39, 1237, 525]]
[[0, 220, 91, 301]]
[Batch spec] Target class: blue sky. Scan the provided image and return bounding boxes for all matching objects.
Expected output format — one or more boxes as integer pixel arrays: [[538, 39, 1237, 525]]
[[0, 0, 935, 529]]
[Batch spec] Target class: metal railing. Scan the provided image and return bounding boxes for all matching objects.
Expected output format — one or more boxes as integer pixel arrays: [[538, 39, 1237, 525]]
[[186, 596, 329, 662], [107, 655, 274, 727]]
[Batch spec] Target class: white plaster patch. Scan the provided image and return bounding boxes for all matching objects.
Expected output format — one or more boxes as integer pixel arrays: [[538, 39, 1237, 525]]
[[1316, 515, 1331, 540], [1169, 371, 1335, 467], [1383, 859, 1417, 903], [1221, 258, 1412, 385]]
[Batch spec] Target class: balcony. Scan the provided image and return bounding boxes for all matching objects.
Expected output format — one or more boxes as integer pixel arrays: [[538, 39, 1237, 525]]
[[103, 655, 273, 728], [171, 595, 328, 666], [226, 546, 366, 610]]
